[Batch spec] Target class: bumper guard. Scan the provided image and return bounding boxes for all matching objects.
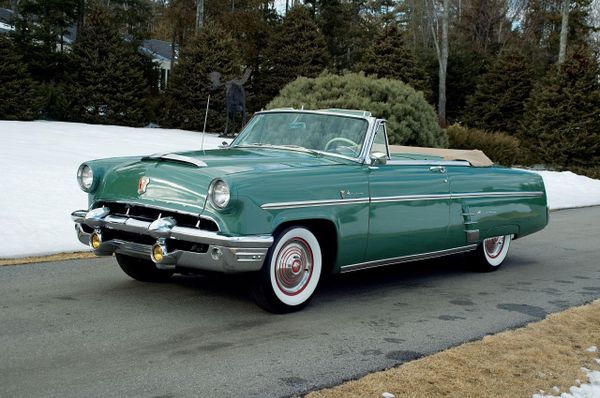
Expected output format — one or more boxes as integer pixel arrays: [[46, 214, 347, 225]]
[[71, 208, 272, 273]]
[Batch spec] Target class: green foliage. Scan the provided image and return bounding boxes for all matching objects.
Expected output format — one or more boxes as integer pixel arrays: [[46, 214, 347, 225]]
[[13, 0, 79, 81], [357, 24, 429, 95], [161, 23, 243, 132], [310, 0, 365, 71], [0, 36, 42, 120], [568, 166, 600, 180], [462, 47, 536, 134], [423, 43, 489, 122], [520, 46, 600, 168], [446, 124, 520, 166], [259, 6, 329, 103], [69, 5, 151, 126], [216, 7, 278, 113], [268, 72, 447, 148]]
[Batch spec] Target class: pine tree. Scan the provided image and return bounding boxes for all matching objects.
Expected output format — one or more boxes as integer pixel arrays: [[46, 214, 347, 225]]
[[161, 23, 243, 132], [13, 0, 80, 81], [69, 5, 151, 126], [0, 36, 42, 120], [259, 6, 330, 103], [357, 24, 429, 94], [462, 47, 536, 134], [520, 46, 600, 168]]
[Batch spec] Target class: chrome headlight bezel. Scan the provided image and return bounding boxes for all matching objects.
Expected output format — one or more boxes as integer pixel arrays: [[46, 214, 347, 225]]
[[77, 163, 94, 192], [208, 179, 231, 210]]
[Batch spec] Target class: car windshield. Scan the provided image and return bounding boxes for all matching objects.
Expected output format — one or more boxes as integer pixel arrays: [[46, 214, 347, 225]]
[[232, 112, 370, 158]]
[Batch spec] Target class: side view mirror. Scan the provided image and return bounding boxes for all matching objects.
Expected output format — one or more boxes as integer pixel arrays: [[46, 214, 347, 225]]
[[219, 141, 230, 149], [370, 152, 388, 166]]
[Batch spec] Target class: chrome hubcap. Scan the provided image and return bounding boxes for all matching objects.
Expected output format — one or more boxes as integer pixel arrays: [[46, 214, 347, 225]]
[[484, 236, 505, 259], [274, 237, 313, 296]]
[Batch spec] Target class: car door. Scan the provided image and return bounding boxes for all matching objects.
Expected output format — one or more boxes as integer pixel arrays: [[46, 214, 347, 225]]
[[365, 123, 451, 262]]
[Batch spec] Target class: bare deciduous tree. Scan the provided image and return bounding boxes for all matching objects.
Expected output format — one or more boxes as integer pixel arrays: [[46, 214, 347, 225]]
[[558, 0, 569, 64], [430, 0, 449, 127]]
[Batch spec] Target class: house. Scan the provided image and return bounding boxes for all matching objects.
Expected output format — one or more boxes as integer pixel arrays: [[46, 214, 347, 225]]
[[139, 39, 176, 90], [0, 7, 15, 34]]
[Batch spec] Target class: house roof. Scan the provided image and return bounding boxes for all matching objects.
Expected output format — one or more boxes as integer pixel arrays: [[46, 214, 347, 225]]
[[140, 39, 173, 62], [0, 8, 14, 24]]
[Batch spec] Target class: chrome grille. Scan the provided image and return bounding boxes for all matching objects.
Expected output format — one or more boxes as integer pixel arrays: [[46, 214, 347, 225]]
[[95, 202, 219, 232]]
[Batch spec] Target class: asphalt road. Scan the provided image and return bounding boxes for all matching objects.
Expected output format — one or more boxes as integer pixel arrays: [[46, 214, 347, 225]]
[[2, 207, 600, 398]]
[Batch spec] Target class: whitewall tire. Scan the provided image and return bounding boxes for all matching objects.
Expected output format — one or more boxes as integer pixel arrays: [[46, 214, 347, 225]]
[[253, 227, 322, 313], [469, 235, 512, 272]]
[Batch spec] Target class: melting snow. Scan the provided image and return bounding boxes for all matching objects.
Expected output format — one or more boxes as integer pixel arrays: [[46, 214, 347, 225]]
[[533, 366, 600, 398]]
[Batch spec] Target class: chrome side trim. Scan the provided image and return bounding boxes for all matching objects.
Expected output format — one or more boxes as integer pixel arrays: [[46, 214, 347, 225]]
[[372, 191, 545, 203], [340, 244, 478, 273], [387, 160, 471, 167], [261, 198, 370, 210], [261, 191, 545, 210], [452, 191, 544, 199], [371, 194, 449, 204]]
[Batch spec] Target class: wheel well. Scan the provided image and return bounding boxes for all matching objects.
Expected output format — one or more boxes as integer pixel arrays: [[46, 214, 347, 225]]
[[273, 219, 338, 275]]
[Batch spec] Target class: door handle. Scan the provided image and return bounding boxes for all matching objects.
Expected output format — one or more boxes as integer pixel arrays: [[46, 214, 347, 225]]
[[429, 166, 446, 173]]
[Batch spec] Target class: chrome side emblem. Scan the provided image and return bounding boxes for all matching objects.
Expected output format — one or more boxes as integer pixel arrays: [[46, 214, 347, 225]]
[[138, 176, 150, 194]]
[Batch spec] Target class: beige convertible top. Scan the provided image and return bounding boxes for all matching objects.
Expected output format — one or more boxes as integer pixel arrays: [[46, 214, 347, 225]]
[[388, 145, 494, 167]]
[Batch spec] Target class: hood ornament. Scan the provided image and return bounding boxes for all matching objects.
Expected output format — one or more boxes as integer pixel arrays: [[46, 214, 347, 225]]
[[138, 176, 150, 194]]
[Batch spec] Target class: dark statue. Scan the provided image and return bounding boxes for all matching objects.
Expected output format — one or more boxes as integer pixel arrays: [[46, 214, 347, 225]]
[[208, 68, 252, 136]]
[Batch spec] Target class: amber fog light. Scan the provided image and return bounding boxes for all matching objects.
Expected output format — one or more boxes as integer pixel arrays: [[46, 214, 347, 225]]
[[151, 243, 165, 263], [90, 231, 102, 250]]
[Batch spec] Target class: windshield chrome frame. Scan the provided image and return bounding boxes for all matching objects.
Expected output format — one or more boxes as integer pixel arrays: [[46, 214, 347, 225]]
[[230, 109, 379, 164], [360, 119, 390, 165]]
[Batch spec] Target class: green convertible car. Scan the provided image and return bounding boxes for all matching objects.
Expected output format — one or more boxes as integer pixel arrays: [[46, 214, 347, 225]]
[[72, 109, 548, 312]]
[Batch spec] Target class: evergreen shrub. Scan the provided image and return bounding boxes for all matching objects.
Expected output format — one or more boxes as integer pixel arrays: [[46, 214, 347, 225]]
[[520, 46, 600, 169], [0, 36, 42, 120], [161, 23, 243, 133], [447, 124, 520, 166], [268, 72, 447, 148]]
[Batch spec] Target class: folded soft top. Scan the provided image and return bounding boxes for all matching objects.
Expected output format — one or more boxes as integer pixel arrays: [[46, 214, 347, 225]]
[[388, 145, 493, 167]]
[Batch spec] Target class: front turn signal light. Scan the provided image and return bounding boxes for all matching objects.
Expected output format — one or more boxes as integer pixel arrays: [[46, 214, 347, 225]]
[[151, 243, 165, 263], [90, 231, 102, 250]]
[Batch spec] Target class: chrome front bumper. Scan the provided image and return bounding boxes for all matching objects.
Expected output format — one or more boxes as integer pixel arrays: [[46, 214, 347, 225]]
[[71, 208, 272, 273]]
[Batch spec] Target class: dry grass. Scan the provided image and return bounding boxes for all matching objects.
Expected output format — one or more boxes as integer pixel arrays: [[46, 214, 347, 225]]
[[307, 300, 600, 398], [0, 251, 96, 266]]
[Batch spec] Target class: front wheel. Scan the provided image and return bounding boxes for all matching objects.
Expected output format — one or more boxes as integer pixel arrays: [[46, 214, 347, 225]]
[[252, 227, 322, 313], [468, 235, 512, 272], [115, 253, 174, 282]]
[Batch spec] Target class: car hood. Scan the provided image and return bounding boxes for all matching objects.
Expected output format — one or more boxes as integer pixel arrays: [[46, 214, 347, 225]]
[[92, 148, 349, 214]]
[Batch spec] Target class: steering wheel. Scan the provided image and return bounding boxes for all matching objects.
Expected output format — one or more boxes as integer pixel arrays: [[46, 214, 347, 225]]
[[324, 137, 360, 155]]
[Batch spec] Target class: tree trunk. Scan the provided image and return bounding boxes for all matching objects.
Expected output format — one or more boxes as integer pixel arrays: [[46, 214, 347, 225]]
[[196, 0, 204, 31], [438, 0, 449, 127], [558, 0, 569, 64]]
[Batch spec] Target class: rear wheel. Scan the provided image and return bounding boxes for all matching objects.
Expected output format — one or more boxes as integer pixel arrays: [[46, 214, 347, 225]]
[[115, 253, 174, 282], [252, 227, 322, 313], [468, 235, 512, 272]]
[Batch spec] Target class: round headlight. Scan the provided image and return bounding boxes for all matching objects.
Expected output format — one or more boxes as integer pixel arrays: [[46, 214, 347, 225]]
[[77, 164, 94, 192], [210, 179, 230, 209]]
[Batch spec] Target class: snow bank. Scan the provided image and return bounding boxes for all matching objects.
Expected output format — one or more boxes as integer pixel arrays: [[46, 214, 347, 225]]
[[0, 121, 226, 257], [1, 120, 600, 258], [533, 367, 600, 398], [525, 170, 600, 211]]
